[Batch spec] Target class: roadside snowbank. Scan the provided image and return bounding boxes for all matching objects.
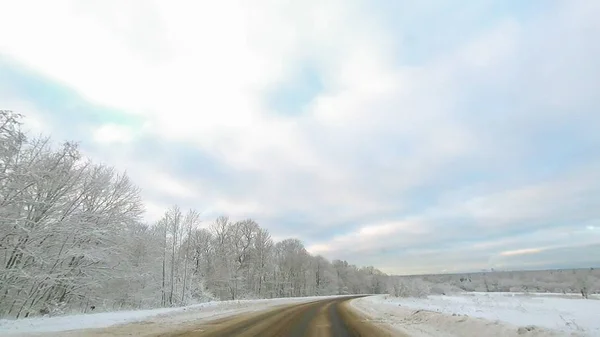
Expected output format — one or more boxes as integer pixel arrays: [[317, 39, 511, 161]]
[[352, 293, 599, 337], [0, 295, 347, 335]]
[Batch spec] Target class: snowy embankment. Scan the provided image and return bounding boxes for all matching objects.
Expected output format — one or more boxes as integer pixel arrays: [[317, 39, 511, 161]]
[[0, 295, 347, 336], [352, 293, 600, 337]]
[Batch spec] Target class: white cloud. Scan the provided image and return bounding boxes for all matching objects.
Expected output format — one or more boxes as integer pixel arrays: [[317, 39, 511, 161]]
[[93, 124, 135, 144], [204, 199, 263, 219], [308, 218, 430, 255], [459, 19, 520, 68], [149, 171, 198, 199], [458, 166, 600, 228], [0, 0, 477, 221], [0, 0, 397, 167], [500, 248, 543, 257]]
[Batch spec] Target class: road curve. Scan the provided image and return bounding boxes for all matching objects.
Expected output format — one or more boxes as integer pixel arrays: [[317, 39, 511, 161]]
[[165, 296, 396, 337]]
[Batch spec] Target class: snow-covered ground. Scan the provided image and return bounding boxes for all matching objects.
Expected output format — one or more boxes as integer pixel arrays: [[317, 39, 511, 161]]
[[0, 295, 346, 336], [352, 293, 600, 337], [4, 293, 598, 336]]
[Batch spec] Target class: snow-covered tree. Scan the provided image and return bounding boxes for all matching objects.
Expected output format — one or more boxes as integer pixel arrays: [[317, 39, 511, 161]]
[[0, 110, 389, 318]]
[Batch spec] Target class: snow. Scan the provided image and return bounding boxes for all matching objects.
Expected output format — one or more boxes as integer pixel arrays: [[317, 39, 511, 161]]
[[0, 295, 346, 336], [352, 293, 600, 337], [0, 306, 188, 334], [4, 293, 598, 336]]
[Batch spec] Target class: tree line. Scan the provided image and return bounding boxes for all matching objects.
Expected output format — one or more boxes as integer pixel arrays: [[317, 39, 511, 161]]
[[0, 110, 388, 319]]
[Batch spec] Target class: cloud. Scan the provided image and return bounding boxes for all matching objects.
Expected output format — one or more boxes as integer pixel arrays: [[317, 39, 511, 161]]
[[500, 248, 543, 257], [93, 124, 135, 144], [1, 0, 599, 274], [307, 218, 430, 255], [307, 164, 600, 273]]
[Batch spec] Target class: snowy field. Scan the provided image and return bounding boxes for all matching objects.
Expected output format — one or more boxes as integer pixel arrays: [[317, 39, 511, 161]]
[[0, 295, 347, 336], [352, 293, 600, 337]]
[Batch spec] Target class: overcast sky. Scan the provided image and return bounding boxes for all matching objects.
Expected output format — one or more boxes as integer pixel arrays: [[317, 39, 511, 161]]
[[1, 0, 599, 275]]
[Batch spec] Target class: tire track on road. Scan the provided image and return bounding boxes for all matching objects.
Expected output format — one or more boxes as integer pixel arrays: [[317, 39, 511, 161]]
[[168, 296, 396, 337]]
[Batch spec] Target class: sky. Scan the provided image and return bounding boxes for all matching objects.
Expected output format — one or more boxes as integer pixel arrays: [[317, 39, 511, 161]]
[[1, 0, 599, 275]]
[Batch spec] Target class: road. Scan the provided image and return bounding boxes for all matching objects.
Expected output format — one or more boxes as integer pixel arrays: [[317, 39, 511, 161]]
[[163, 296, 396, 337], [30, 296, 400, 337]]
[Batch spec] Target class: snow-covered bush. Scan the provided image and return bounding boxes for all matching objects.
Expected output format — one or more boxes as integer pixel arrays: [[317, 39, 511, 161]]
[[429, 282, 463, 295], [390, 278, 431, 298], [388, 274, 463, 298]]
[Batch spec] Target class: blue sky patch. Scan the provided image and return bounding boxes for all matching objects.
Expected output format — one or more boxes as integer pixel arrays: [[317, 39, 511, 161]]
[[266, 63, 323, 116]]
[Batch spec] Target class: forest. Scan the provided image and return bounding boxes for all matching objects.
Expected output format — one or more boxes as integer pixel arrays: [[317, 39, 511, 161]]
[[0, 110, 388, 319], [388, 268, 599, 299]]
